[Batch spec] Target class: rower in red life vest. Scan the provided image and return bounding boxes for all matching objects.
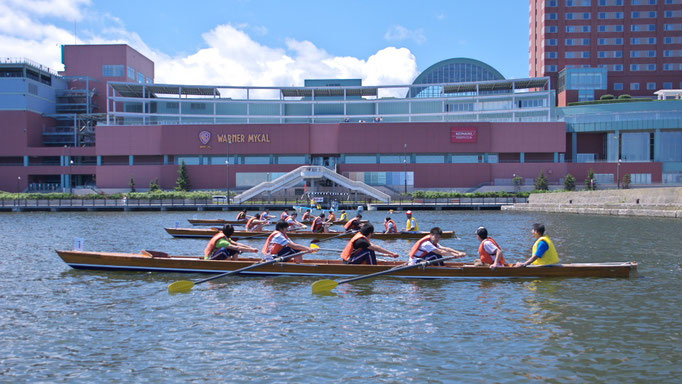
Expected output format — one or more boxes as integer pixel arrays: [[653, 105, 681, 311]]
[[384, 217, 397, 233], [204, 224, 258, 260], [514, 223, 560, 268], [285, 212, 307, 230], [311, 213, 330, 233], [408, 227, 466, 266], [343, 214, 363, 232], [261, 221, 313, 263], [245, 213, 269, 232], [326, 210, 337, 224], [301, 209, 312, 221], [475, 226, 508, 269], [236, 209, 248, 221], [340, 224, 399, 265]]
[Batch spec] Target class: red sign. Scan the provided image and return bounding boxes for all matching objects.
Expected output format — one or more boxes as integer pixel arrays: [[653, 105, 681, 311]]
[[451, 127, 477, 143]]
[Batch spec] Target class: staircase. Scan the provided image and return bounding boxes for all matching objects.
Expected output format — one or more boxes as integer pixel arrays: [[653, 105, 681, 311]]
[[233, 166, 391, 203]]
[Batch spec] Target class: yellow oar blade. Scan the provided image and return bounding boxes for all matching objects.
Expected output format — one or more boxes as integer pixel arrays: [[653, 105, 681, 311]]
[[312, 279, 338, 294], [310, 243, 320, 250], [168, 280, 195, 294]]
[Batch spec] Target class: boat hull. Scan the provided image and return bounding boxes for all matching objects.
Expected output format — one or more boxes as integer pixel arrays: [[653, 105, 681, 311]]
[[165, 227, 455, 240], [55, 250, 637, 279], [188, 219, 349, 226]]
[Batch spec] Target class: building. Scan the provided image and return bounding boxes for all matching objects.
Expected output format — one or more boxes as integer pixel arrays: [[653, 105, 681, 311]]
[[530, 0, 682, 104]]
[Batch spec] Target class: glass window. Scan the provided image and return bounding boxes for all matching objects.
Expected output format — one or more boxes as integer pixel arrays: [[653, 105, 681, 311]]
[[415, 155, 445, 164], [137, 72, 145, 84], [243, 156, 270, 165], [614, 83, 624, 90], [102, 65, 124, 77], [451, 154, 481, 163], [175, 156, 200, 165], [487, 154, 499, 163], [660, 131, 682, 161], [622, 132, 650, 161], [647, 82, 656, 90], [277, 156, 306, 165], [630, 83, 640, 90], [664, 82, 673, 89], [379, 155, 407, 164], [344, 155, 377, 164], [127, 66, 135, 79]]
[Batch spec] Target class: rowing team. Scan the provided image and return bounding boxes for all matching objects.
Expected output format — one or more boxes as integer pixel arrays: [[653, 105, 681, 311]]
[[234, 208, 352, 232], [204, 221, 560, 269]]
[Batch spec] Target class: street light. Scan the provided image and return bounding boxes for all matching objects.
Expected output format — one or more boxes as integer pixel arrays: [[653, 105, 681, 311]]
[[16, 176, 21, 193], [69, 159, 74, 194], [617, 158, 622, 189], [403, 143, 408, 194]]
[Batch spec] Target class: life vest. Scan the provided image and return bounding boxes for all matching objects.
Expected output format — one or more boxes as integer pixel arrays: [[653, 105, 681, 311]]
[[280, 211, 289, 220], [478, 237, 507, 265], [311, 216, 324, 232], [384, 219, 397, 233], [408, 235, 436, 259], [344, 217, 361, 231], [204, 232, 227, 259], [341, 233, 369, 261], [339, 212, 348, 221], [531, 236, 560, 266], [245, 217, 257, 231], [262, 231, 289, 255], [327, 212, 336, 221], [236, 212, 246, 220], [406, 217, 420, 231], [302, 212, 312, 221]]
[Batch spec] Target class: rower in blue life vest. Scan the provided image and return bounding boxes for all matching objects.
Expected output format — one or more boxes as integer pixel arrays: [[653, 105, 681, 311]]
[[405, 210, 420, 233], [262, 221, 313, 263], [340, 224, 399, 265], [514, 223, 560, 267], [204, 224, 258, 260], [408, 227, 465, 266]]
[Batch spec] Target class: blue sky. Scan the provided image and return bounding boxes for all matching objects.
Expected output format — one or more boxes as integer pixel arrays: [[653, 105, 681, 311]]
[[1, 0, 530, 86]]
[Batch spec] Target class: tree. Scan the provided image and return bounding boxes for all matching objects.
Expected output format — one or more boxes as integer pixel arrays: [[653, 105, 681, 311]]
[[129, 177, 136, 193], [564, 173, 576, 191], [149, 178, 161, 192], [512, 175, 524, 194], [585, 169, 597, 190], [175, 161, 191, 192], [534, 169, 549, 191], [622, 174, 631, 189]]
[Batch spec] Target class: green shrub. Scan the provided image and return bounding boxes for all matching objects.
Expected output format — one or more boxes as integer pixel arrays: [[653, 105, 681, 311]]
[[600, 94, 615, 100], [534, 170, 549, 191], [617, 94, 632, 99], [564, 174, 576, 191]]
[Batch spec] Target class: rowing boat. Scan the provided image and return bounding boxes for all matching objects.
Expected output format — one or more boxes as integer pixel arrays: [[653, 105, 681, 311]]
[[55, 250, 638, 279], [187, 218, 351, 226], [165, 227, 455, 240]]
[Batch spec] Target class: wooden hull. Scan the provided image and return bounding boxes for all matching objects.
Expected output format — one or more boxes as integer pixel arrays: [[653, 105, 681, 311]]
[[55, 250, 637, 279], [188, 218, 349, 226], [165, 227, 455, 240]]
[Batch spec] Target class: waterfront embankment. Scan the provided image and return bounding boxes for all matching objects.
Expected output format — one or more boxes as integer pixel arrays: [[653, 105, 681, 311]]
[[503, 187, 682, 218]]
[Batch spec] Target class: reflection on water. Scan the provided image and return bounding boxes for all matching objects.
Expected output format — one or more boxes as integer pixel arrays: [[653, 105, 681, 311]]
[[0, 210, 680, 382]]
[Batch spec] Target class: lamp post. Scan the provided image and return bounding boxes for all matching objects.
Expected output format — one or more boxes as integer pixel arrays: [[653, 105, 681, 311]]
[[69, 159, 74, 194], [16, 176, 20, 193], [617, 158, 622, 189], [403, 143, 407, 194]]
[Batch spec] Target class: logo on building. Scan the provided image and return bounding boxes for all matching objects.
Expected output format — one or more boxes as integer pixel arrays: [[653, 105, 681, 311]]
[[199, 131, 212, 145], [451, 127, 477, 143]]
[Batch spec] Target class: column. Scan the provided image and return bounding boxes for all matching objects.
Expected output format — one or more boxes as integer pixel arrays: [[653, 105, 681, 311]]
[[23, 156, 29, 166], [572, 132, 578, 163], [653, 129, 661, 162], [164, 155, 169, 165], [97, 156, 102, 166], [554, 152, 559, 163]]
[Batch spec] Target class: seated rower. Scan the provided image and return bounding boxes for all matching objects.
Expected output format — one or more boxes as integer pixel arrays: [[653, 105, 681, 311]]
[[311, 213, 330, 233], [339, 210, 348, 222], [326, 210, 337, 224], [204, 224, 258, 260], [286, 212, 307, 231], [261, 209, 274, 221], [341, 224, 399, 265], [408, 227, 465, 266], [405, 210, 420, 233], [262, 221, 313, 263], [235, 209, 248, 221], [384, 217, 397, 234], [514, 223, 560, 268], [245, 213, 269, 232], [280, 209, 290, 221], [343, 213, 363, 233], [475, 226, 508, 269], [301, 209, 312, 221]]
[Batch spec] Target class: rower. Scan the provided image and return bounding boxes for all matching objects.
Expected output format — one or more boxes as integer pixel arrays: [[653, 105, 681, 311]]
[[280, 209, 290, 221], [475, 226, 507, 269], [384, 217, 397, 234], [245, 213, 268, 232], [262, 221, 313, 263], [514, 223, 560, 268], [302, 209, 312, 221], [408, 227, 465, 266], [405, 210, 419, 233], [339, 210, 348, 222], [236, 209, 248, 221], [326, 210, 337, 223], [311, 213, 330, 233], [261, 209, 274, 221], [340, 224, 399, 265], [204, 224, 258, 260], [344, 213, 363, 232], [286, 212, 307, 231]]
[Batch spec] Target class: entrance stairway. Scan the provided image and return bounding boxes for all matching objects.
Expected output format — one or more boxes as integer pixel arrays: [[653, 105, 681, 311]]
[[233, 166, 391, 203]]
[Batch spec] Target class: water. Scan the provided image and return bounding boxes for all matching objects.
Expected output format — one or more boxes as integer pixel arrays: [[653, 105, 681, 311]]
[[0, 210, 680, 383]]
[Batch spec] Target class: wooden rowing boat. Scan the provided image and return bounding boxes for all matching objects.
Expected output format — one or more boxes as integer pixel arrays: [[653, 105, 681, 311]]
[[55, 250, 638, 279], [165, 227, 455, 240], [187, 218, 350, 226]]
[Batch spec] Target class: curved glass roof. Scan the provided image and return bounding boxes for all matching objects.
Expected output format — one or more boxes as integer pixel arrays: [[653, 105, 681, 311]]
[[408, 58, 505, 98]]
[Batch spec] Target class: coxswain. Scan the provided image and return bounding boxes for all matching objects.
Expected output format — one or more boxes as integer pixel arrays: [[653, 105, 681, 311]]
[[475, 227, 508, 269], [262, 221, 313, 263], [302, 209, 312, 221], [514, 223, 560, 268], [339, 210, 348, 222], [236, 209, 248, 221], [340, 224, 399, 265], [245, 213, 269, 232], [384, 217, 397, 234], [343, 214, 363, 232], [286, 212, 307, 230], [405, 210, 420, 232], [204, 224, 258, 260], [408, 227, 465, 266], [311, 213, 329, 233]]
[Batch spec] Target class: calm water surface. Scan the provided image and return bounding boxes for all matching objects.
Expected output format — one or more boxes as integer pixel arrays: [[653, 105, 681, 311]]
[[0, 210, 680, 383]]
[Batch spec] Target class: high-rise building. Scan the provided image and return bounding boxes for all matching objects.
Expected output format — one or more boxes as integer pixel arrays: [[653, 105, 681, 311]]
[[530, 0, 682, 105]]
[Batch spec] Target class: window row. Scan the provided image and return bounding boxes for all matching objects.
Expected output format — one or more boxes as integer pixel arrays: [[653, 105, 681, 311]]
[[547, 0, 682, 6]]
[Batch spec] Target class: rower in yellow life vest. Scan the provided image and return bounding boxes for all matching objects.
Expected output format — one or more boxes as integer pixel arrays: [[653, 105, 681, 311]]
[[344, 214, 363, 232], [340, 224, 399, 265], [204, 224, 258, 260], [339, 210, 348, 222], [262, 221, 312, 263], [475, 226, 508, 269], [384, 217, 397, 233], [514, 223, 560, 267], [405, 210, 419, 232], [408, 227, 465, 266]]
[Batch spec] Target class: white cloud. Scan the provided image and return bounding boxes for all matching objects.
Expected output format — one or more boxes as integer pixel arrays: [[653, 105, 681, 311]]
[[384, 25, 427, 45], [0, 0, 420, 92]]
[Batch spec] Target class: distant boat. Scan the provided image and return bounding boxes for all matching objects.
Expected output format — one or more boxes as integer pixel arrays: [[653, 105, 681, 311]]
[[165, 227, 456, 240]]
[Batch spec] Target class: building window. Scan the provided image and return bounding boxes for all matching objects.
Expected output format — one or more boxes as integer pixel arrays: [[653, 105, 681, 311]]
[[344, 155, 377, 164], [646, 64, 657, 71], [614, 83, 624, 90], [664, 82, 673, 88], [546, 26, 558, 33], [102, 65, 124, 77], [415, 155, 445, 164], [546, 52, 558, 59], [630, 83, 640, 90], [647, 82, 656, 90], [547, 39, 558, 46], [547, 0, 558, 6], [630, 64, 641, 71], [127, 66, 135, 79], [547, 13, 558, 20], [546, 65, 559, 72], [137, 72, 145, 84]]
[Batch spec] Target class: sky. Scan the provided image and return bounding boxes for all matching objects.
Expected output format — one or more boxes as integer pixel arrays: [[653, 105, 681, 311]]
[[0, 0, 530, 88]]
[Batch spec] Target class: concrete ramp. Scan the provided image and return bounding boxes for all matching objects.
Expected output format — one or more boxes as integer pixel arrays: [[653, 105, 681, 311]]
[[233, 166, 390, 203]]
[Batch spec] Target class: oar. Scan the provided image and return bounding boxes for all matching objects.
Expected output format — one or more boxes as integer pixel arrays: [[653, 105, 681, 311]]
[[168, 249, 313, 294], [312, 255, 459, 294], [309, 244, 344, 253], [310, 230, 356, 247]]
